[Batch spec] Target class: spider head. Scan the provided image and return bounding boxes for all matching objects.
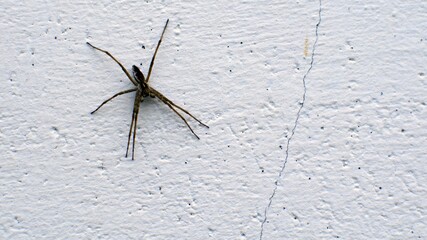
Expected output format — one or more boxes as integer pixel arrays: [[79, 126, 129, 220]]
[[132, 65, 146, 84]]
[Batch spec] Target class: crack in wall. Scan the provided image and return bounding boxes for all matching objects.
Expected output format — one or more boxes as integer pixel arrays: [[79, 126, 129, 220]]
[[259, 1, 322, 239]]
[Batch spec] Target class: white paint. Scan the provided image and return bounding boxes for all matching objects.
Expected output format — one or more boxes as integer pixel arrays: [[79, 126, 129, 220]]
[[1, 0, 426, 239]]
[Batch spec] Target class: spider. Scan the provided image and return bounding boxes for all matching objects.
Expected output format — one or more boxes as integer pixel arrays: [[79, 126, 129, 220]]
[[87, 19, 209, 160]]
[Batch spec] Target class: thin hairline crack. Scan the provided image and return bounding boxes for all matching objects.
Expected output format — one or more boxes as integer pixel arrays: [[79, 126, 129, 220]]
[[259, 0, 322, 239]]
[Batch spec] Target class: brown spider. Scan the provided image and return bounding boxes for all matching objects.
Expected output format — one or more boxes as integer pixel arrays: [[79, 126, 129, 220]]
[[87, 19, 209, 160]]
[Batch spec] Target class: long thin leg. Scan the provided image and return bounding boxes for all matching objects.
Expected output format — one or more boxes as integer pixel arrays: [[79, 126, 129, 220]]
[[150, 88, 209, 128], [131, 95, 141, 160], [125, 105, 136, 158], [91, 88, 137, 114], [87, 42, 138, 86], [166, 100, 209, 128], [146, 19, 169, 82], [125, 91, 141, 159], [166, 101, 200, 139], [156, 95, 200, 139], [126, 92, 141, 158]]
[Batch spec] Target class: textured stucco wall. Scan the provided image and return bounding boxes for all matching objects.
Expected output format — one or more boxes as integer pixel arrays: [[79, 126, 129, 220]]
[[1, 0, 426, 239]]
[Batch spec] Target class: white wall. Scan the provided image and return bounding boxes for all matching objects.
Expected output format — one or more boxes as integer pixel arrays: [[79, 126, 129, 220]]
[[1, 0, 426, 239]]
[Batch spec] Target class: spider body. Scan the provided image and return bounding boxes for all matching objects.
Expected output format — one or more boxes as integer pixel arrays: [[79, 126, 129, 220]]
[[132, 65, 154, 99], [87, 19, 208, 160]]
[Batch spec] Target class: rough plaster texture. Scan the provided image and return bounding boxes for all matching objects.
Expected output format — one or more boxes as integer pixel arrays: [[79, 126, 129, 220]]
[[0, 0, 426, 239]]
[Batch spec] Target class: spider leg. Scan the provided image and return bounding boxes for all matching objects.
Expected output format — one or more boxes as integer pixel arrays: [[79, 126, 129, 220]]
[[150, 88, 209, 128], [125, 104, 136, 159], [91, 88, 137, 114], [125, 91, 142, 160], [165, 100, 209, 128], [146, 19, 169, 83], [131, 94, 141, 160], [87, 42, 138, 86], [154, 93, 200, 139]]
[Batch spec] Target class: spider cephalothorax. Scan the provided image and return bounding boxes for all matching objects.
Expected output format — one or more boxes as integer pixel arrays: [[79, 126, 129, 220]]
[[131, 65, 154, 98]]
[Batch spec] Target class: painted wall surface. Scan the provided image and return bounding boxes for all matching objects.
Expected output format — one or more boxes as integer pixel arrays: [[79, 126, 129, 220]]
[[1, 0, 426, 239]]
